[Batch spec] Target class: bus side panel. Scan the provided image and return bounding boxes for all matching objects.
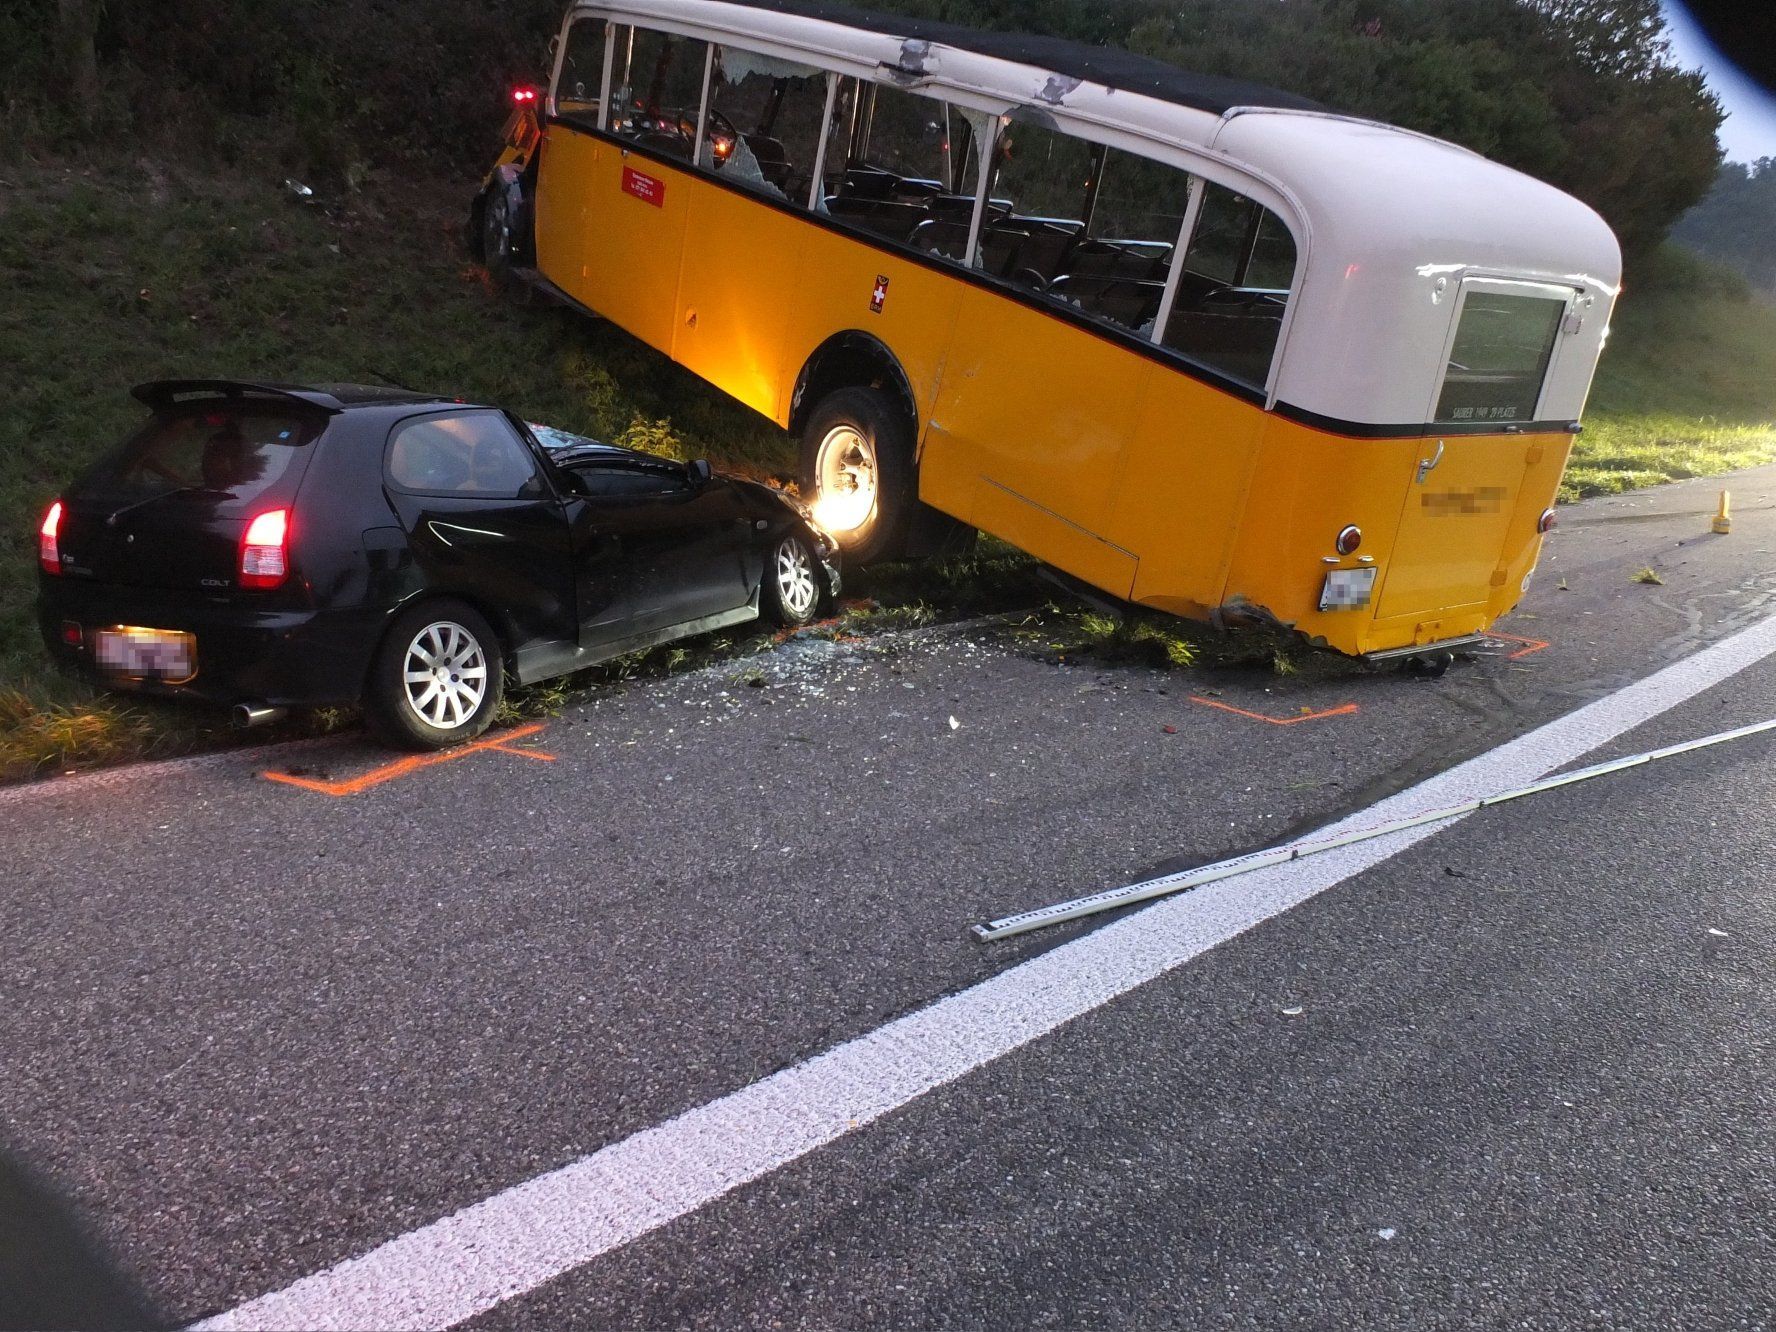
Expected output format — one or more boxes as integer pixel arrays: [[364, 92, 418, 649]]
[[1108, 370, 1266, 620], [675, 184, 807, 421], [540, 132, 691, 354], [534, 129, 591, 292], [777, 226, 967, 428], [921, 290, 1149, 596], [1219, 419, 1425, 654], [1488, 432, 1572, 620]]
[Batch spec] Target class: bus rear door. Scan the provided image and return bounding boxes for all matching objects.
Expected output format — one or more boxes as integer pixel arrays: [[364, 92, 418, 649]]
[[1374, 278, 1581, 624]]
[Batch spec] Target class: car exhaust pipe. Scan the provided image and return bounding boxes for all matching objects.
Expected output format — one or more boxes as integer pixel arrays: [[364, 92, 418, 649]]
[[232, 702, 288, 730]]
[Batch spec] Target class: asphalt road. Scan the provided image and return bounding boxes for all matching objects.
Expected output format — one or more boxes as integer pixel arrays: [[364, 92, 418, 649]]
[[3, 466, 1774, 1330]]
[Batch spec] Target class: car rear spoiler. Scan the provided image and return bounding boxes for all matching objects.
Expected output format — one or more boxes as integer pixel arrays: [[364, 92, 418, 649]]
[[131, 380, 344, 414]]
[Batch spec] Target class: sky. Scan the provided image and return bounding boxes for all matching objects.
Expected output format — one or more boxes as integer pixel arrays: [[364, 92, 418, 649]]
[[1662, 1, 1776, 164]]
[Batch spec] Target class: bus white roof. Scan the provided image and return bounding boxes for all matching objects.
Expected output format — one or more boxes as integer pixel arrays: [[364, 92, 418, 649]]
[[575, 0, 1622, 424]]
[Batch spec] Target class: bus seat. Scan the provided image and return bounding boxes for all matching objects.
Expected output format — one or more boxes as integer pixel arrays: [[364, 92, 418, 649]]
[[824, 195, 930, 243], [1069, 239, 1169, 282], [910, 218, 972, 262], [1049, 274, 1166, 331], [1163, 293, 1287, 385]]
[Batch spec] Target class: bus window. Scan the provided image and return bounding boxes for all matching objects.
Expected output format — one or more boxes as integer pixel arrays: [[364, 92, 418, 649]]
[[976, 119, 1192, 337], [609, 25, 710, 161], [700, 46, 828, 203], [1164, 182, 1296, 389], [1435, 291, 1565, 424], [554, 16, 606, 127], [819, 79, 981, 245]]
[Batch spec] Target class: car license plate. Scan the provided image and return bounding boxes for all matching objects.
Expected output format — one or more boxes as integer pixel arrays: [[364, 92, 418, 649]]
[[95, 627, 197, 682], [1318, 567, 1378, 611]]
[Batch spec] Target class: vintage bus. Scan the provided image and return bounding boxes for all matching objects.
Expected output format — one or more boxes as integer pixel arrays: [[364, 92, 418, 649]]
[[470, 0, 1620, 665]]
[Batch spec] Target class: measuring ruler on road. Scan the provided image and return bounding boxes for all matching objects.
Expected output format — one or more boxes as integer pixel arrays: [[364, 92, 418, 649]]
[[973, 714, 1776, 942]]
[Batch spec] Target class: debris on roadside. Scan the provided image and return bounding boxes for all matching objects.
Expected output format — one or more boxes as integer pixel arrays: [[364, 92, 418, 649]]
[[1631, 566, 1665, 585]]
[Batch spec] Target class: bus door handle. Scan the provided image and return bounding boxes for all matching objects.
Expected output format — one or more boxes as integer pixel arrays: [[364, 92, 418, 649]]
[[1416, 439, 1445, 484]]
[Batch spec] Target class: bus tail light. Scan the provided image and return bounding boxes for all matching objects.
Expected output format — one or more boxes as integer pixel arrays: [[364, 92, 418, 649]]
[[1538, 507, 1557, 534], [239, 508, 290, 589], [39, 500, 63, 575], [1335, 524, 1362, 556], [511, 85, 540, 107]]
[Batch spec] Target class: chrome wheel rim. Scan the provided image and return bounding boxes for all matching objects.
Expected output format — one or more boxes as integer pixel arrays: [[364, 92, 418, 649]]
[[775, 539, 818, 619], [401, 620, 488, 731], [813, 424, 877, 535]]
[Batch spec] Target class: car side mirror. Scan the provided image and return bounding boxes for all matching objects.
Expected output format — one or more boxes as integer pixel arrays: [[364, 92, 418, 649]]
[[687, 458, 713, 486]]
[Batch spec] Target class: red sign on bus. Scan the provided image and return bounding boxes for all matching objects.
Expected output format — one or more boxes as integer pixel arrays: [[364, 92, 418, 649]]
[[621, 167, 665, 207]]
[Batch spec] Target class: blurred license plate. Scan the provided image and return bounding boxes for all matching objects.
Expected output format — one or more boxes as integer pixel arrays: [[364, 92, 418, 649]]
[[96, 627, 196, 682], [1318, 567, 1378, 611]]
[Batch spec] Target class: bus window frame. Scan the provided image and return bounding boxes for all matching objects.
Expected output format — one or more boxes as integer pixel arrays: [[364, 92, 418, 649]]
[[1426, 275, 1579, 427], [544, 4, 1312, 404]]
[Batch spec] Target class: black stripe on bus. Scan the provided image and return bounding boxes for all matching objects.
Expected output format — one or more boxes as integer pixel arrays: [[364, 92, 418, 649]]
[[539, 119, 1579, 443], [1271, 401, 1584, 439]]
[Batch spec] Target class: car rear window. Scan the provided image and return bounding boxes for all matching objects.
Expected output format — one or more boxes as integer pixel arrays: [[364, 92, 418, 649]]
[[83, 405, 324, 508]]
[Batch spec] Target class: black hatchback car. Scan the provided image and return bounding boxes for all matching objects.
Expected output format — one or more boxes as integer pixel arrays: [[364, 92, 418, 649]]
[[38, 380, 840, 748]]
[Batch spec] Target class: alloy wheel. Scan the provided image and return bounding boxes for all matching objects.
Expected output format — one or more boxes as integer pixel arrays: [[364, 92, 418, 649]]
[[775, 539, 818, 620], [401, 620, 489, 731]]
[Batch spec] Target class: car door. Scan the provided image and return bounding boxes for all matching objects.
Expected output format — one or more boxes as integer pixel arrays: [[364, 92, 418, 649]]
[[383, 409, 577, 656], [560, 460, 753, 644]]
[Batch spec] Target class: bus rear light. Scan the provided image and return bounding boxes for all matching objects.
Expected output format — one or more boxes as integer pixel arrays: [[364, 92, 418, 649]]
[[39, 500, 63, 575], [61, 620, 83, 647], [1538, 507, 1558, 533], [511, 85, 540, 106], [239, 508, 290, 589], [1334, 524, 1362, 555]]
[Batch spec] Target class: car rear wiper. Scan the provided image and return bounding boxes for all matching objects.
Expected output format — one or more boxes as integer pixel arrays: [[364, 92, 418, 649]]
[[104, 484, 236, 526]]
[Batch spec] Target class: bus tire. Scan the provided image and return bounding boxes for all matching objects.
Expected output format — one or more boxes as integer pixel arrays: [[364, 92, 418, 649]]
[[800, 386, 916, 565], [479, 179, 529, 291]]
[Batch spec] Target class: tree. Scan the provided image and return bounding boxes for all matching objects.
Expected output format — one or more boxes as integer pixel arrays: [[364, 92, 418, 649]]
[[1671, 159, 1776, 293]]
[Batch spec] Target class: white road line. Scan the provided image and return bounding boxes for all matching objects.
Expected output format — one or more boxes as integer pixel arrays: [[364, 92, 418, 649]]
[[193, 612, 1776, 1332]]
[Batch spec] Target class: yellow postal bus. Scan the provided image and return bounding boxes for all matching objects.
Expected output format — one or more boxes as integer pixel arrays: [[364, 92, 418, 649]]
[[471, 0, 1620, 665]]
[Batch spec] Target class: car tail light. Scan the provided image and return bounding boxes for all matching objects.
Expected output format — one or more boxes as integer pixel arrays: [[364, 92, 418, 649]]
[[239, 508, 290, 589], [1538, 507, 1558, 534], [39, 500, 63, 575], [1334, 524, 1362, 556]]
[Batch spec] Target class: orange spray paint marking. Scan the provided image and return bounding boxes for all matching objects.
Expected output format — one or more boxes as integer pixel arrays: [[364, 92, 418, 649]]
[[1187, 697, 1359, 727], [262, 722, 554, 798], [1483, 631, 1550, 660]]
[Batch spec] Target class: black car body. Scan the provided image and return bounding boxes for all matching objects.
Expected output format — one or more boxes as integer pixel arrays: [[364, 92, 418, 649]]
[[38, 380, 839, 745]]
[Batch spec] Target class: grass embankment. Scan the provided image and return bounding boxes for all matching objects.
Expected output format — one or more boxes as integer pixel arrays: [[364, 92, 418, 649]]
[[1572, 246, 1776, 499], [2, 163, 1774, 780]]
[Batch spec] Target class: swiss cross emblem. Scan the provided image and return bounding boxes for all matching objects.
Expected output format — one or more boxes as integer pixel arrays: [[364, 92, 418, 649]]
[[870, 274, 889, 314]]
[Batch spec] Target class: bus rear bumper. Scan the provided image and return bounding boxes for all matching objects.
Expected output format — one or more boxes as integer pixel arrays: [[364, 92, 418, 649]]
[[1357, 634, 1488, 665]]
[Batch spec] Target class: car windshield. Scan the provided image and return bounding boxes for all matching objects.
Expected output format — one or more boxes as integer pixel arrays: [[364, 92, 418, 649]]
[[84, 405, 323, 508], [526, 422, 606, 452]]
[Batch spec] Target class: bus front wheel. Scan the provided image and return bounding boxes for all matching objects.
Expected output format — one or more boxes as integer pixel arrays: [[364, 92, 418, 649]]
[[478, 179, 530, 291], [800, 387, 915, 565]]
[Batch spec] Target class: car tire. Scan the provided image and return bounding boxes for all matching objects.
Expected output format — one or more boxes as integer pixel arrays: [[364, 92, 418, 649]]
[[763, 532, 822, 627], [799, 386, 915, 565], [480, 182, 526, 290], [366, 600, 506, 750]]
